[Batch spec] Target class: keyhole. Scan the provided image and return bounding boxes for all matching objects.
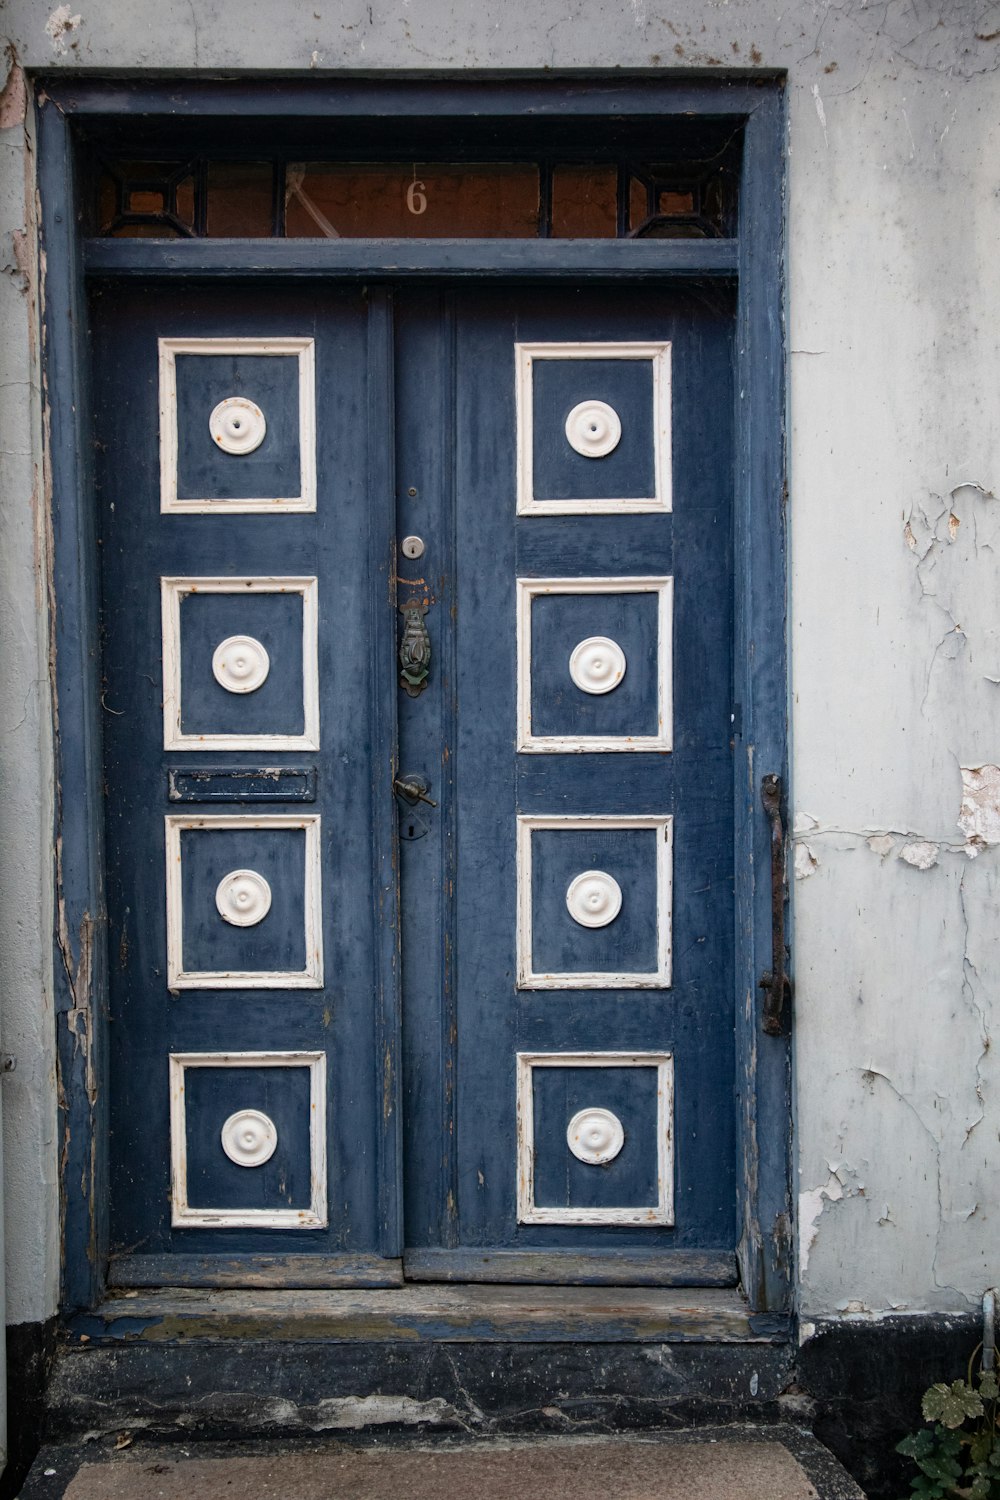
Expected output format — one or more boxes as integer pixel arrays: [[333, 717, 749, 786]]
[[407, 821, 415, 838]]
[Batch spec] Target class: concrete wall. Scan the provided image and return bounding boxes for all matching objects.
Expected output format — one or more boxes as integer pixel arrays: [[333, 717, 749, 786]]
[[0, 0, 998, 1327]]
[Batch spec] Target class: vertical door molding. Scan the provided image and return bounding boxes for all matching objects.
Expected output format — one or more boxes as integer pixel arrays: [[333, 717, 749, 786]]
[[38, 92, 111, 1311], [733, 88, 792, 1313], [365, 286, 404, 1260]]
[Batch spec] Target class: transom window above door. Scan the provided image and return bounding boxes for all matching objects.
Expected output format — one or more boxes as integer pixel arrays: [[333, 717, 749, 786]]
[[90, 145, 740, 240]]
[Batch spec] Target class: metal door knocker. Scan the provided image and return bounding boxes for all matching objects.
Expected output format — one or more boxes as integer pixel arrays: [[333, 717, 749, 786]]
[[398, 601, 431, 696]]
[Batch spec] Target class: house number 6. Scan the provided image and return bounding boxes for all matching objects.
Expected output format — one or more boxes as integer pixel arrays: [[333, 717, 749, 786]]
[[406, 180, 428, 215]]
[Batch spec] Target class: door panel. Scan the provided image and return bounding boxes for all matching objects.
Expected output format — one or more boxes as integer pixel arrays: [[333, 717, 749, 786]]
[[400, 287, 737, 1278], [94, 285, 399, 1277], [93, 279, 736, 1288]]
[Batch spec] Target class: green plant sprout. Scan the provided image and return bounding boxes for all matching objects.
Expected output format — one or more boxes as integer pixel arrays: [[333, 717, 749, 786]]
[[897, 1344, 1000, 1499]]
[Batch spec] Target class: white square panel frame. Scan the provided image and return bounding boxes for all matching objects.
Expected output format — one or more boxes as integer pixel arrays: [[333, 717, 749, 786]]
[[516, 814, 672, 990], [515, 341, 671, 516], [159, 336, 317, 514], [169, 1050, 328, 1229], [165, 813, 323, 991], [516, 576, 673, 753], [161, 575, 319, 751], [516, 1051, 674, 1226]]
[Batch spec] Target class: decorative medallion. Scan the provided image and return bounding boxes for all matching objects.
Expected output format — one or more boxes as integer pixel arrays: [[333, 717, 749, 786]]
[[215, 868, 273, 928], [564, 399, 622, 459], [569, 636, 627, 695], [209, 396, 267, 455], [212, 635, 270, 694], [220, 1108, 278, 1168], [565, 869, 623, 929], [567, 1107, 625, 1165]]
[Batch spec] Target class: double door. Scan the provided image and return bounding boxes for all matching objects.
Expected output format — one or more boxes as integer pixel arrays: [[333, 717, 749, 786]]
[[93, 280, 737, 1287]]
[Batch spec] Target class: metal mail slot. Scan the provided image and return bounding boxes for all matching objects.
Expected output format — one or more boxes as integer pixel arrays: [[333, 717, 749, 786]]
[[167, 767, 318, 803]]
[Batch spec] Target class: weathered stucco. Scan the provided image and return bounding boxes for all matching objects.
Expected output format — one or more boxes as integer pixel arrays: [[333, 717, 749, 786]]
[[0, 36, 59, 1332], [0, 0, 998, 1327]]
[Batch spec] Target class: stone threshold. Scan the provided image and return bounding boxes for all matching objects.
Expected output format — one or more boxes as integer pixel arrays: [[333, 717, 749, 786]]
[[19, 1426, 866, 1500]]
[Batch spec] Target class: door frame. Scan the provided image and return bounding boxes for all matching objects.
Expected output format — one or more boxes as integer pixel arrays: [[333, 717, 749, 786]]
[[37, 72, 790, 1315]]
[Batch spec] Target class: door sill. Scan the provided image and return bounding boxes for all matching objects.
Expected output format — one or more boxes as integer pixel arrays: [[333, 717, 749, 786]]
[[109, 1253, 404, 1290], [68, 1285, 789, 1344], [403, 1247, 737, 1286]]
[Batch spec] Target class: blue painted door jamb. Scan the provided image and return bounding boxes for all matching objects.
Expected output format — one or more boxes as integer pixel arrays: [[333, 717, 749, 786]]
[[37, 75, 789, 1315]]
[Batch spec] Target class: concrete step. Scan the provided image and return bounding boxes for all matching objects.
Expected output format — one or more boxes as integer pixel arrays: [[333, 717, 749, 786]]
[[19, 1429, 866, 1500]]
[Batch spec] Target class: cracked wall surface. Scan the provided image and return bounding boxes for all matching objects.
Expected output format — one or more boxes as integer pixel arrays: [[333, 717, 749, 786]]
[[0, 0, 998, 1325], [0, 33, 59, 1338]]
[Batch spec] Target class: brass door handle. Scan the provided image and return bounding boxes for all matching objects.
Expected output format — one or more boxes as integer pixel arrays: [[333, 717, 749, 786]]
[[393, 775, 437, 808]]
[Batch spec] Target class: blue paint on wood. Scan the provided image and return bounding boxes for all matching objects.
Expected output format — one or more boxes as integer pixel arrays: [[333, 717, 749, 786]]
[[179, 591, 305, 737], [47, 76, 787, 1307], [530, 826, 659, 976], [399, 283, 737, 1258], [530, 590, 660, 740], [184, 1064, 313, 1210], [92, 283, 397, 1262], [179, 825, 306, 975], [732, 89, 792, 1313], [532, 1065, 660, 1211], [39, 93, 112, 1311], [168, 767, 317, 803], [44, 74, 774, 122], [175, 352, 301, 500], [84, 237, 740, 280], [531, 357, 655, 501]]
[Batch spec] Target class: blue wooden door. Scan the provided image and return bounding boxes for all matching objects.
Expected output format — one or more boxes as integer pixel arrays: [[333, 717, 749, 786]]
[[94, 280, 736, 1289], [95, 285, 400, 1286], [398, 287, 736, 1284]]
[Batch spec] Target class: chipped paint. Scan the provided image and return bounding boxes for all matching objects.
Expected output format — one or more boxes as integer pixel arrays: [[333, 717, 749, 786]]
[[148, 1392, 465, 1431], [44, 5, 82, 54], [958, 767, 1000, 854], [794, 843, 818, 880], [798, 1162, 865, 1275], [898, 841, 939, 871], [0, 54, 27, 129], [306, 1395, 465, 1430]]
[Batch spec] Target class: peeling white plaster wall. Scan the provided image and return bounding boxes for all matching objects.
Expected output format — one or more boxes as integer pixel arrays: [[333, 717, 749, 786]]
[[0, 36, 59, 1333], [0, 0, 997, 1325], [789, 31, 1000, 1314]]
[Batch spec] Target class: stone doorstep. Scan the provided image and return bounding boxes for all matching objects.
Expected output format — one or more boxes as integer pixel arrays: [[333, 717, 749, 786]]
[[19, 1428, 867, 1500]]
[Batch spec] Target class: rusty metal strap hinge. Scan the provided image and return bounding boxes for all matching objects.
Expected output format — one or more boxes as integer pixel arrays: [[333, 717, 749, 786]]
[[760, 772, 793, 1036]]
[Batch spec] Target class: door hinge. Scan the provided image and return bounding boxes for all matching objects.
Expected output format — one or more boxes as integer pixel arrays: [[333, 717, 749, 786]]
[[760, 772, 792, 1036]]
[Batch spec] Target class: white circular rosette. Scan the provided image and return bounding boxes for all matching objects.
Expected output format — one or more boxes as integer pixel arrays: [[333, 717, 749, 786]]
[[569, 636, 627, 695], [221, 1108, 278, 1168], [564, 399, 622, 458], [566, 869, 623, 929], [209, 396, 267, 455], [212, 635, 270, 694], [567, 1107, 625, 1165], [215, 868, 272, 928]]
